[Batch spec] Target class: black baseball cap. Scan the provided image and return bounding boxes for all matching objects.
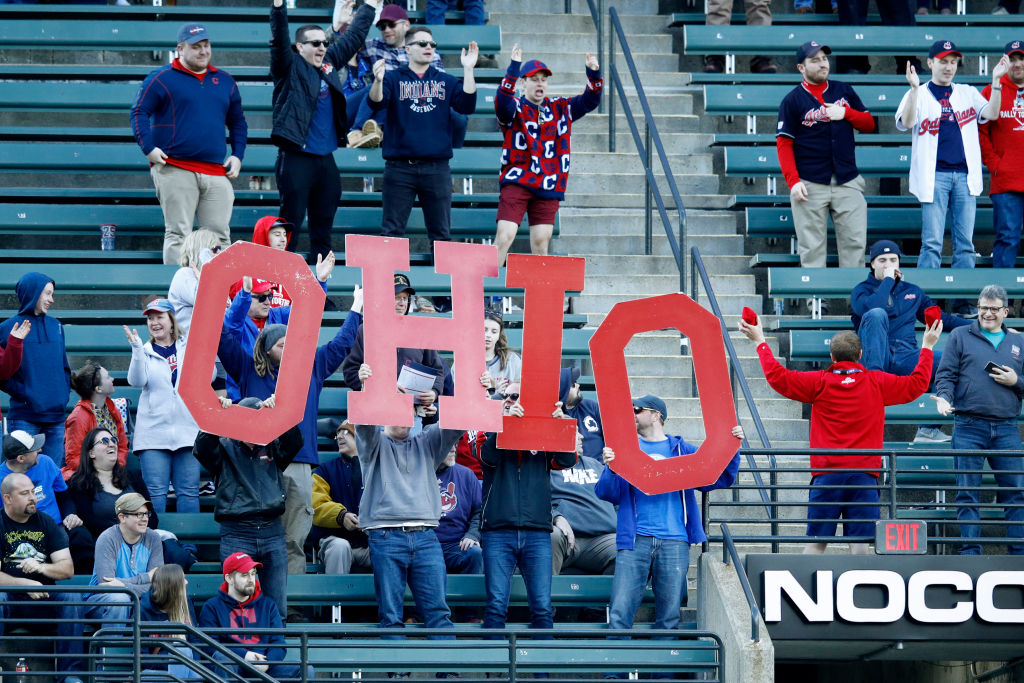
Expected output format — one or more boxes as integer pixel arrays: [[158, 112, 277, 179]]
[[394, 274, 416, 296]]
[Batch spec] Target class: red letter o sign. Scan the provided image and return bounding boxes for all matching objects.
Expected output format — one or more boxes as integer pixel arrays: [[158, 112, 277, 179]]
[[589, 293, 740, 495]]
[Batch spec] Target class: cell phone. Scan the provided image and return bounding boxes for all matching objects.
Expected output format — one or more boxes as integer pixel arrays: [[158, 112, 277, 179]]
[[985, 361, 1002, 374]]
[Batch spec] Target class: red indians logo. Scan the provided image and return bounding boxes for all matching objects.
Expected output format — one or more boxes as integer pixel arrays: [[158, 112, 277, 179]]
[[321, 62, 334, 76], [919, 107, 978, 135], [943, 41, 952, 50], [439, 481, 457, 515], [229, 608, 261, 645], [801, 97, 851, 127]]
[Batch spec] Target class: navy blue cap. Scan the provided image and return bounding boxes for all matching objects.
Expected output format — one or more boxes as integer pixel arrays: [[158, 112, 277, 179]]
[[869, 239, 904, 263], [633, 394, 667, 420], [177, 23, 210, 45], [796, 41, 831, 64], [519, 59, 552, 78], [1006, 40, 1024, 57], [929, 40, 961, 60]]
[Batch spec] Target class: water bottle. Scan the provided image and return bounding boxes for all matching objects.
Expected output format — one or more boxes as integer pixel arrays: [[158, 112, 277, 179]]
[[15, 657, 28, 683], [100, 223, 116, 251]]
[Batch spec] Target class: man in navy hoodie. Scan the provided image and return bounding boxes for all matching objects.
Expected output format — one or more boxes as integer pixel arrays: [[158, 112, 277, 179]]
[[596, 395, 742, 639], [367, 26, 478, 255], [198, 552, 311, 679], [131, 23, 247, 265], [0, 272, 71, 466]]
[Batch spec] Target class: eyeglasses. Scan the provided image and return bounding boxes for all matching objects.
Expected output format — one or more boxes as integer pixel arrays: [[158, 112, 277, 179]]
[[96, 436, 118, 446], [121, 511, 150, 519], [409, 40, 438, 48], [302, 40, 328, 48], [978, 306, 1007, 314], [254, 294, 271, 303], [503, 392, 520, 402]]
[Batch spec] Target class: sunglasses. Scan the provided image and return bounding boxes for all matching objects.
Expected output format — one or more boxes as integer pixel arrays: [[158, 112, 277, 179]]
[[378, 21, 397, 29], [409, 40, 438, 48], [96, 436, 119, 446], [633, 406, 646, 415], [302, 40, 328, 48], [254, 293, 272, 303], [503, 392, 520, 402]]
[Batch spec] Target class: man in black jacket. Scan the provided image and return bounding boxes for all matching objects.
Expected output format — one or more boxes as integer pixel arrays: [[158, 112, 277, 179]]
[[193, 397, 303, 620], [270, 0, 379, 263], [480, 383, 576, 633]]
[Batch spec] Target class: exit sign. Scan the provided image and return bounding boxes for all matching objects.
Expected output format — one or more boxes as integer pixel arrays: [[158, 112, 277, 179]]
[[875, 519, 927, 554]]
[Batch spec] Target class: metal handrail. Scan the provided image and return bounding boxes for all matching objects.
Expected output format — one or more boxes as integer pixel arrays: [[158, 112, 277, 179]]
[[690, 245, 779, 551], [569, 1, 688, 291], [720, 523, 760, 642]]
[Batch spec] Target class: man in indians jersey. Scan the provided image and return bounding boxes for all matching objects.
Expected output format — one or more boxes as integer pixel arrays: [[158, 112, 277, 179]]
[[897, 40, 1006, 315], [776, 40, 875, 314], [492, 45, 602, 267], [979, 41, 1024, 269]]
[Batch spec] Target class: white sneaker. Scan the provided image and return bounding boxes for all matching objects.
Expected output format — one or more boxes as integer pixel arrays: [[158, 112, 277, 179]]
[[993, 6, 1010, 13]]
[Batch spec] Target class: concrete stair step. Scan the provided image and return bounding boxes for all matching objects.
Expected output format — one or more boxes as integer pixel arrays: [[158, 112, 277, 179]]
[[561, 192, 733, 210], [573, 151, 708, 174], [568, 170, 718, 196], [665, 416, 809, 442], [574, 113, 701, 134], [570, 132, 714, 155], [485, 0, 658, 14], [515, 51, 679, 74], [488, 11, 671, 35], [498, 32, 675, 54], [571, 253, 749, 276], [582, 272, 755, 297], [656, 397, 802, 420], [559, 208, 737, 237]]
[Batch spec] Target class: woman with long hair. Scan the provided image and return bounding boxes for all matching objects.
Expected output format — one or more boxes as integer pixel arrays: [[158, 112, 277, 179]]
[[124, 298, 201, 514], [483, 309, 521, 396], [63, 361, 129, 479], [139, 564, 201, 680]]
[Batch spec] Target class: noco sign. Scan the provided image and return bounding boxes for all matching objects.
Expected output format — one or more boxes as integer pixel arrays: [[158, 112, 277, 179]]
[[747, 555, 1024, 641], [179, 237, 741, 495]]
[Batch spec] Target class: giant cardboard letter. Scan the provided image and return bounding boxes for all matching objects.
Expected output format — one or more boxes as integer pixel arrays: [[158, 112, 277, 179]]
[[589, 293, 740, 494], [178, 242, 326, 444], [345, 235, 503, 432], [497, 254, 585, 452]]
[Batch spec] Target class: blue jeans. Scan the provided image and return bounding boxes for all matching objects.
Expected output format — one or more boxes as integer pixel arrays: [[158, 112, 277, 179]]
[[220, 519, 289, 620], [426, 0, 486, 24], [952, 416, 1024, 555], [441, 539, 484, 574], [0, 591, 84, 674], [6, 418, 65, 467], [481, 529, 553, 631], [991, 191, 1024, 268], [919, 170, 976, 272], [367, 527, 454, 635], [139, 447, 200, 514], [608, 536, 689, 631], [84, 590, 133, 624]]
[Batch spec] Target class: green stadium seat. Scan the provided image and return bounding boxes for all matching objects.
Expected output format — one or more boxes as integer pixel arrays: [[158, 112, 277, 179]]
[[726, 145, 910, 177], [0, 64, 504, 83], [705, 84, 911, 117], [746, 207, 996, 240], [670, 11, 1021, 26], [768, 267, 1022, 301]]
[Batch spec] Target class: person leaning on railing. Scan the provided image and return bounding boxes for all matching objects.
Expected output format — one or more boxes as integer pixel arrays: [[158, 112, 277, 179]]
[[740, 313, 942, 555]]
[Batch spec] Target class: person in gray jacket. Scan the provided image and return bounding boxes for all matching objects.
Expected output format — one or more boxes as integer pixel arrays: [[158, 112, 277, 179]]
[[353, 362, 464, 635], [933, 284, 1024, 556], [550, 431, 617, 575], [85, 492, 164, 623], [193, 397, 302, 619]]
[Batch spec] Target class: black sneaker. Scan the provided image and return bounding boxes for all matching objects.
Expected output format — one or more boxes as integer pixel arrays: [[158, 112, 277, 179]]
[[750, 56, 778, 73], [703, 55, 725, 73]]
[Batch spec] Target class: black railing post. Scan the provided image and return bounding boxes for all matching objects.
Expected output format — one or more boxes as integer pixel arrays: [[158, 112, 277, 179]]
[[888, 449, 898, 520], [597, 0, 604, 113], [644, 121, 652, 255], [608, 31, 616, 152]]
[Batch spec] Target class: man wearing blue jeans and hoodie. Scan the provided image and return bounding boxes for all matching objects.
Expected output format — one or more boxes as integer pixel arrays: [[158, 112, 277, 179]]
[[933, 284, 1024, 556], [353, 362, 466, 641], [0, 272, 71, 467], [596, 395, 742, 655]]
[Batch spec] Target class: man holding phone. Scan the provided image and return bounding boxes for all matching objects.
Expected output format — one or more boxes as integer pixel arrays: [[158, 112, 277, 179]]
[[933, 284, 1024, 556], [851, 239, 972, 443]]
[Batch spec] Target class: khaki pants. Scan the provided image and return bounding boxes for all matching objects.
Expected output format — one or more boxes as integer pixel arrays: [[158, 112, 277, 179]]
[[706, 0, 772, 25], [150, 163, 233, 265], [791, 175, 867, 269], [282, 462, 314, 576]]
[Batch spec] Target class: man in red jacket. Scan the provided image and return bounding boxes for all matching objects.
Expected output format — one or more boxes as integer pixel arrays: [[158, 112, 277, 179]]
[[739, 317, 942, 554], [980, 40, 1024, 269]]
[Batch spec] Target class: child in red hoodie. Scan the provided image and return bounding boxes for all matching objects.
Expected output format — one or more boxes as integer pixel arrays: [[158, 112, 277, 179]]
[[740, 316, 942, 554]]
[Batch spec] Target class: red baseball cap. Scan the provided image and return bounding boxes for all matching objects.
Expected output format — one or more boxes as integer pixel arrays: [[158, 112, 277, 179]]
[[222, 552, 262, 576]]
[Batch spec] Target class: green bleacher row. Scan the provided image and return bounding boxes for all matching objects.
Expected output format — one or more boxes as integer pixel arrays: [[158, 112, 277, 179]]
[[0, 202, 535, 239], [669, 11, 1024, 26], [746, 206, 996, 241]]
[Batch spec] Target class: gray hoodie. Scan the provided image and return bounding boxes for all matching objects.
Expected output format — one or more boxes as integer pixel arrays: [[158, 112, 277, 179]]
[[356, 424, 463, 529]]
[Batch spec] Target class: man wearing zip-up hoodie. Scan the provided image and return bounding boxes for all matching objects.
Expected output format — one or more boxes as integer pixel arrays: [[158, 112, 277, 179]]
[[933, 284, 1024, 556], [0, 272, 71, 467], [596, 395, 742, 640], [479, 383, 577, 634]]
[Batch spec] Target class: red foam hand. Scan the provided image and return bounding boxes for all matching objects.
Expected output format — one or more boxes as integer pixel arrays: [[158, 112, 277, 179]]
[[345, 235, 503, 432], [497, 254, 585, 452], [742, 306, 759, 326], [924, 305, 942, 327], [589, 293, 741, 495], [178, 242, 325, 444]]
